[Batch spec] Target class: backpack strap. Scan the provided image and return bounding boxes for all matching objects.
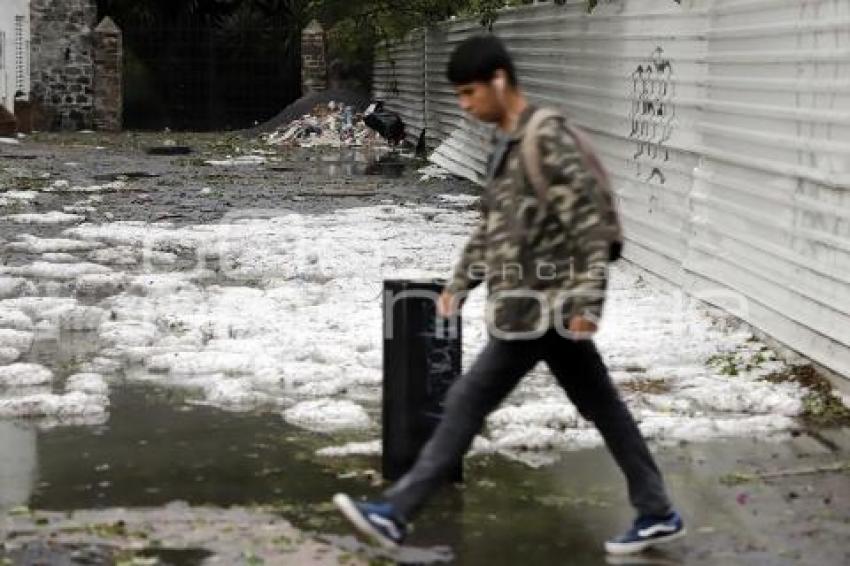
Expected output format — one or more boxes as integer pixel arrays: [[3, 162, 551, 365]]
[[520, 108, 563, 201], [520, 107, 625, 261]]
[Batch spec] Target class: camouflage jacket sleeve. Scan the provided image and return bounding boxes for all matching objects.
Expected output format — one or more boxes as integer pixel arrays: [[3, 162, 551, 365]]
[[445, 197, 488, 295], [537, 117, 609, 322]]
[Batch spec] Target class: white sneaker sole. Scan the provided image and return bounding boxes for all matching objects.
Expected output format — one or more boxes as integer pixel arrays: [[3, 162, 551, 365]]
[[333, 493, 400, 550], [604, 528, 687, 555]]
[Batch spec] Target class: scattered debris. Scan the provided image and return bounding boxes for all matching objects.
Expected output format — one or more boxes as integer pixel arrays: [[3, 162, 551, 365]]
[[720, 461, 850, 486], [93, 172, 161, 181], [205, 155, 267, 167], [263, 102, 383, 148], [419, 164, 452, 182], [43, 180, 136, 193], [618, 377, 673, 395], [0, 504, 360, 565], [246, 88, 371, 136], [146, 145, 192, 156], [437, 193, 479, 207]]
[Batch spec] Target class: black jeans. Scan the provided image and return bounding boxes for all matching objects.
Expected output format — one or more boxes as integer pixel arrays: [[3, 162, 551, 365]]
[[383, 329, 672, 521]]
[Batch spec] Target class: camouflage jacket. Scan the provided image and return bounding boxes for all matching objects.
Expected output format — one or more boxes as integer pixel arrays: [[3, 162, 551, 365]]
[[446, 106, 609, 337]]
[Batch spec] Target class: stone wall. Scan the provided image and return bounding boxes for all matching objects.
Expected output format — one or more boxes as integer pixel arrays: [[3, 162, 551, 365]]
[[30, 0, 97, 130]]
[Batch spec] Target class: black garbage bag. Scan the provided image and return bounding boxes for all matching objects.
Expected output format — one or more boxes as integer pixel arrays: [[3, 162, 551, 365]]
[[364, 102, 405, 144]]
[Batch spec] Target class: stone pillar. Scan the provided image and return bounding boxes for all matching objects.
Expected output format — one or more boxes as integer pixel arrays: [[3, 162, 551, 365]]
[[93, 17, 123, 132], [301, 20, 327, 94], [30, 0, 98, 131]]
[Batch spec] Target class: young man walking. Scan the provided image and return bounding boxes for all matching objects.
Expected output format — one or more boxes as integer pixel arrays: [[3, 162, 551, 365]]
[[334, 35, 685, 556]]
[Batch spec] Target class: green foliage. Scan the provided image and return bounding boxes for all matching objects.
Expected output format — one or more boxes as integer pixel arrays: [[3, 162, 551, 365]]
[[309, 0, 537, 43], [309, 0, 533, 89], [763, 364, 850, 427]]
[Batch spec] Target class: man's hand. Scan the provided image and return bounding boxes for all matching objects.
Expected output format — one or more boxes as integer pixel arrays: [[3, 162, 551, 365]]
[[437, 290, 460, 318], [568, 315, 598, 339]]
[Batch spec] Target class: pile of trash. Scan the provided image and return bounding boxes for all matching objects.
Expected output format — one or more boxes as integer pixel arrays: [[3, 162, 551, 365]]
[[263, 101, 406, 149], [263, 102, 377, 148]]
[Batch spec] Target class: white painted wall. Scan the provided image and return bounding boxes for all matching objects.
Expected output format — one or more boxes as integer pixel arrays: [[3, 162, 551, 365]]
[[0, 0, 31, 114], [374, 0, 850, 379]]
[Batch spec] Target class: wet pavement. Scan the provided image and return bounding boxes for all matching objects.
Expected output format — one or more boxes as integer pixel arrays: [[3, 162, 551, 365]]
[[2, 382, 848, 565], [1, 133, 848, 565]]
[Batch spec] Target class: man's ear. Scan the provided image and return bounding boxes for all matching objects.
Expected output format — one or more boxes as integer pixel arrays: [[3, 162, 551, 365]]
[[492, 69, 508, 93]]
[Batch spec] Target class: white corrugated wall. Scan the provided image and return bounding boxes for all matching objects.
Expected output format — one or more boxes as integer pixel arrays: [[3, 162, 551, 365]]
[[424, 22, 494, 183], [373, 29, 427, 146], [686, 0, 850, 378], [372, 0, 850, 380]]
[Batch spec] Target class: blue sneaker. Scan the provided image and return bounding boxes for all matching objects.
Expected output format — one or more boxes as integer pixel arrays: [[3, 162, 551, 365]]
[[605, 511, 686, 555], [333, 493, 408, 549]]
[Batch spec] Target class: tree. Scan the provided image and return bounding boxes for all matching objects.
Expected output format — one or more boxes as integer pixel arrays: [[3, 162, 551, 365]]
[[308, 0, 530, 44]]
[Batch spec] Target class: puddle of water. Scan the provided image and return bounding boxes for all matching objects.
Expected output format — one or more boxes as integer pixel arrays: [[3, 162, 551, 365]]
[[2, 382, 847, 565], [304, 157, 407, 179], [288, 147, 411, 179], [24, 386, 335, 510], [0, 384, 622, 565], [363, 154, 407, 178]]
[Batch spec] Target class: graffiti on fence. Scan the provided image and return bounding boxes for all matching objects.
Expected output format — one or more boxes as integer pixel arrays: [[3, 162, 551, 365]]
[[629, 47, 677, 184]]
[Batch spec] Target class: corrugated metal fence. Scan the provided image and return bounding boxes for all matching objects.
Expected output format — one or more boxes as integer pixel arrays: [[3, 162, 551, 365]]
[[373, 29, 427, 145], [373, 0, 850, 380]]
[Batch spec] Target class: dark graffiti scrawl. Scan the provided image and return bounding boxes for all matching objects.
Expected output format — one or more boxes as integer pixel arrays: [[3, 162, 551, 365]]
[[629, 47, 677, 184]]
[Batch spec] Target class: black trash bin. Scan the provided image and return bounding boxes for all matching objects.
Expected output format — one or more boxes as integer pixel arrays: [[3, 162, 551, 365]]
[[364, 102, 405, 145], [382, 279, 463, 483]]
